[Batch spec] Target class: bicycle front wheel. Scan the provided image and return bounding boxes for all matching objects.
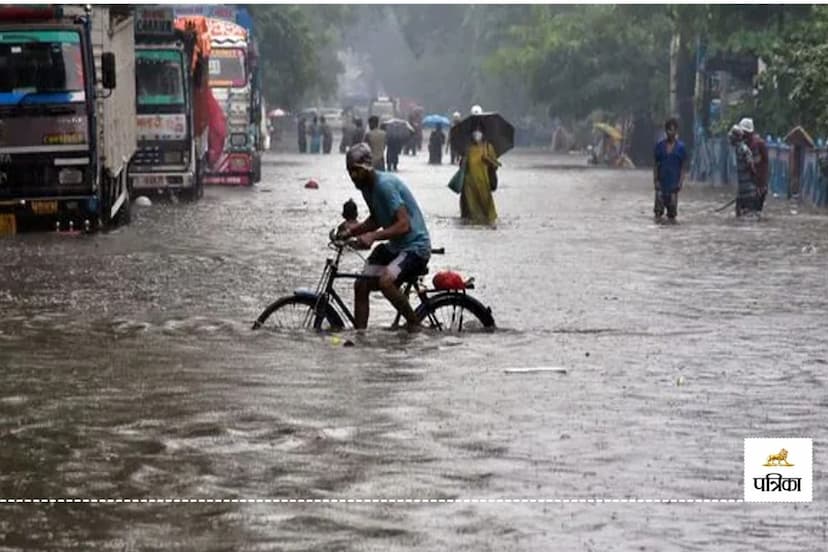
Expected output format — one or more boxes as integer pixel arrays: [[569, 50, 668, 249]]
[[416, 292, 495, 332], [252, 294, 345, 331]]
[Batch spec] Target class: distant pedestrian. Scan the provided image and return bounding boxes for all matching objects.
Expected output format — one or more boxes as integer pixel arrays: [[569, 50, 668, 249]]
[[729, 125, 759, 217], [386, 134, 403, 172], [351, 118, 365, 147], [653, 117, 687, 223], [740, 117, 768, 211], [340, 115, 355, 153], [365, 116, 387, 171], [297, 117, 307, 153], [448, 111, 461, 164], [428, 124, 446, 165], [405, 112, 419, 156], [309, 115, 321, 154], [321, 116, 333, 154]]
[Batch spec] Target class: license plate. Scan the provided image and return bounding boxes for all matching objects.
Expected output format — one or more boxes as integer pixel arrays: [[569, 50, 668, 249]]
[[0, 213, 16, 236], [31, 200, 58, 215], [135, 175, 165, 187]]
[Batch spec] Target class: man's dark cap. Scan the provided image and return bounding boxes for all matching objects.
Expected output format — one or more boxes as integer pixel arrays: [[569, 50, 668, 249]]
[[346, 143, 373, 171]]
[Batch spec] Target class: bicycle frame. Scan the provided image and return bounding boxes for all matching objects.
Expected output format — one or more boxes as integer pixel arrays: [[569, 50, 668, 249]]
[[301, 242, 451, 330]]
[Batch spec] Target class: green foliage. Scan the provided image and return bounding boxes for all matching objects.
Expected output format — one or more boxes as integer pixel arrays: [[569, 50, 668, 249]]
[[748, 6, 828, 137], [250, 5, 354, 109], [248, 3, 828, 140], [487, 6, 672, 120]]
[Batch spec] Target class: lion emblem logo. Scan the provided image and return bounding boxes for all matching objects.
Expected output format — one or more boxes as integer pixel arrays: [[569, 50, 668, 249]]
[[763, 448, 794, 467]]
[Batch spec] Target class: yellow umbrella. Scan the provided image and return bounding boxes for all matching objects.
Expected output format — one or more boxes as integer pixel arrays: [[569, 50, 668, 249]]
[[593, 122, 623, 141]]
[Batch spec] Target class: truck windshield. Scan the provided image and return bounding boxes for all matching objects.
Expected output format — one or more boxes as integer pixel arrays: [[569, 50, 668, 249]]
[[209, 48, 246, 87], [372, 103, 394, 120], [0, 30, 85, 103], [136, 49, 185, 106]]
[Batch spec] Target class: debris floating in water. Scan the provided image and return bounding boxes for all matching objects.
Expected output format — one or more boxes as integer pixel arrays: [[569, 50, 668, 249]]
[[134, 196, 152, 207], [676, 375, 686, 386], [305, 179, 319, 189], [504, 367, 567, 374], [801, 244, 817, 255]]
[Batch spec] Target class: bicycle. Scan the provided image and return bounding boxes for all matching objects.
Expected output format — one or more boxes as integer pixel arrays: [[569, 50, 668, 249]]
[[252, 230, 495, 332]]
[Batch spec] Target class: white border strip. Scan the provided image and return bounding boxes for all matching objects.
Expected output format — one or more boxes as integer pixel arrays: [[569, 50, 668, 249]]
[[0, 498, 745, 504]]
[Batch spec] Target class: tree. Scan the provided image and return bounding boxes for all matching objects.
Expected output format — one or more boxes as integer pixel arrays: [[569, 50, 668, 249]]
[[250, 5, 354, 109], [488, 6, 672, 121]]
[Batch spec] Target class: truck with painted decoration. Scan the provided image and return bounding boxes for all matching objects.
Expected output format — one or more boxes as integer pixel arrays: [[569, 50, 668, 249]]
[[128, 7, 214, 200], [204, 17, 261, 186], [0, 5, 136, 234]]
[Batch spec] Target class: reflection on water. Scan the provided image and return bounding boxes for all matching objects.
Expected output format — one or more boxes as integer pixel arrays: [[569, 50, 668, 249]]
[[1, 152, 826, 550]]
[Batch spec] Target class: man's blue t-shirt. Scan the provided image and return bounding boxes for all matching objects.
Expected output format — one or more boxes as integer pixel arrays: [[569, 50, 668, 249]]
[[362, 171, 431, 257], [654, 139, 687, 193]]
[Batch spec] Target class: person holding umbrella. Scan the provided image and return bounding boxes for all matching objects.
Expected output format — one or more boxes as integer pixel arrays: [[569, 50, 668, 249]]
[[428, 123, 446, 165], [381, 118, 415, 172], [448, 110, 513, 226], [460, 122, 500, 225]]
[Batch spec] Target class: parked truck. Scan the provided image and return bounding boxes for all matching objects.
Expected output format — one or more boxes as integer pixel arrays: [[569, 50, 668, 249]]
[[173, 5, 262, 186], [0, 5, 136, 234], [128, 7, 221, 200], [203, 16, 261, 186]]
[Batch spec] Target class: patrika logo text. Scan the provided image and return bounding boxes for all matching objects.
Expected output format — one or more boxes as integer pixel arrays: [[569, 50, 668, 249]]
[[745, 439, 812, 502]]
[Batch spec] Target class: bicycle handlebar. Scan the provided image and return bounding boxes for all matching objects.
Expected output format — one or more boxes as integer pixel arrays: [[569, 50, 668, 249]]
[[329, 228, 446, 255]]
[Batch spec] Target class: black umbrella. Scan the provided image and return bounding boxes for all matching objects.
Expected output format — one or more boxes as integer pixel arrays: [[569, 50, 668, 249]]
[[450, 112, 515, 157], [381, 118, 415, 142]]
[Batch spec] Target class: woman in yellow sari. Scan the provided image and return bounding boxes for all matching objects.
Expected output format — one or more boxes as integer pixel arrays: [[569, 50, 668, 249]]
[[460, 127, 500, 225]]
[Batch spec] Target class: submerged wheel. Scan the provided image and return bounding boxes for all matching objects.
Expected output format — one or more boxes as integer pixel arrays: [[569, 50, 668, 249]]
[[252, 294, 344, 331], [416, 293, 495, 332]]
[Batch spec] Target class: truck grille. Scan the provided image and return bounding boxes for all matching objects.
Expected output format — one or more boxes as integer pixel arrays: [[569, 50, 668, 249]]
[[0, 159, 89, 198], [131, 146, 165, 167]]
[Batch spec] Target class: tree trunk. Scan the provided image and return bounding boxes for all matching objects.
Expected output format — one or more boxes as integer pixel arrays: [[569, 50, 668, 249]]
[[677, 30, 696, 152], [669, 32, 680, 116]]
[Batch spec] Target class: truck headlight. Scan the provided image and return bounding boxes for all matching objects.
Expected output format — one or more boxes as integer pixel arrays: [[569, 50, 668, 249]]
[[230, 133, 248, 147], [58, 169, 83, 185]]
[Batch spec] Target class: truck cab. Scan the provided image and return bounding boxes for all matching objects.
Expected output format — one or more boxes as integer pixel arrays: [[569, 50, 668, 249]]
[[370, 96, 397, 124], [0, 5, 135, 234], [129, 7, 202, 200], [203, 17, 260, 186]]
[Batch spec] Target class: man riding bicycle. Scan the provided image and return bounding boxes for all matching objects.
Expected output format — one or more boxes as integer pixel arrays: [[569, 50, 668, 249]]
[[339, 143, 431, 332]]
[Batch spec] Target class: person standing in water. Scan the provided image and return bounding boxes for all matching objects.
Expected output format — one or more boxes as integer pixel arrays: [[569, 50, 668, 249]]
[[321, 116, 333, 154], [459, 123, 500, 225], [653, 117, 687, 223]]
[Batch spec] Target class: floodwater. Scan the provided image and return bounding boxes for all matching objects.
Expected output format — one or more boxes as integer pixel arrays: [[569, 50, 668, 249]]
[[1, 150, 826, 550]]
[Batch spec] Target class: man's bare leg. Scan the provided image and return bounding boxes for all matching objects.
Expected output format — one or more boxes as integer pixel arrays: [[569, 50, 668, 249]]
[[354, 279, 374, 330], [378, 273, 420, 332]]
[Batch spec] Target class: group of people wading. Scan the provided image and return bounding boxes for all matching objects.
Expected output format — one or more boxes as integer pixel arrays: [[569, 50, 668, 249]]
[[653, 116, 768, 223]]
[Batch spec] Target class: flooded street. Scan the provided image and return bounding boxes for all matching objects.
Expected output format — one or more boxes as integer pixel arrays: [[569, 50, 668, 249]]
[[1, 150, 826, 550]]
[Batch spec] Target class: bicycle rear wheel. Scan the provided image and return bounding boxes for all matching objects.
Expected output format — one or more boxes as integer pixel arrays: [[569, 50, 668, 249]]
[[416, 292, 495, 332], [252, 294, 344, 330]]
